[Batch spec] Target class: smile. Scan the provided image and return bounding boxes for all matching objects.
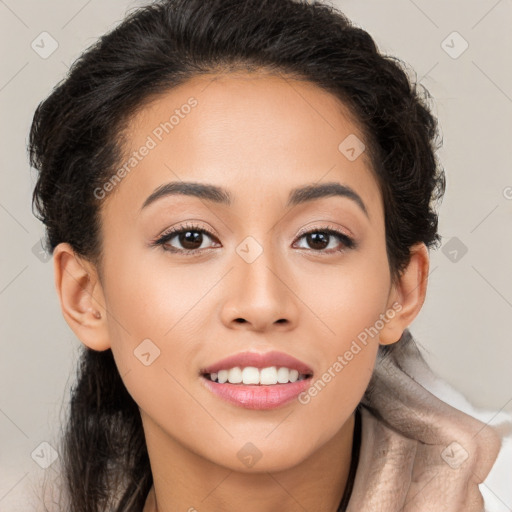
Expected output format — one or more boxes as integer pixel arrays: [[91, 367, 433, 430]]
[[203, 366, 310, 385]]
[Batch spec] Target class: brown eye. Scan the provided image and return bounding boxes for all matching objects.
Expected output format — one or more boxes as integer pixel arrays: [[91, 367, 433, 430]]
[[153, 223, 220, 255], [294, 227, 356, 253], [174, 230, 205, 250]]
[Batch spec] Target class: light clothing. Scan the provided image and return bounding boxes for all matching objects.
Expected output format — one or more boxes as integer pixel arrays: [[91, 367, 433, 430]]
[[346, 329, 512, 512]]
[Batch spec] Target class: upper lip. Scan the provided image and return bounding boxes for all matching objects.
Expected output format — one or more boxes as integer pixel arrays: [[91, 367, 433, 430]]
[[200, 350, 314, 376]]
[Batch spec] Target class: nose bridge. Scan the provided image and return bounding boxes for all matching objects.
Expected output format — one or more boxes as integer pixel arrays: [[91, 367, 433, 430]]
[[223, 232, 295, 329], [236, 233, 284, 301]]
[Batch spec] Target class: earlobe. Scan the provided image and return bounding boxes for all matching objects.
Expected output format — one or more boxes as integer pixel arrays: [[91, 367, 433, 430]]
[[53, 242, 111, 351], [379, 242, 430, 346]]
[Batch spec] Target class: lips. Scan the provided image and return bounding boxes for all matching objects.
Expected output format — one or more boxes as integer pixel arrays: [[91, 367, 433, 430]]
[[200, 376, 312, 410], [200, 350, 314, 376]]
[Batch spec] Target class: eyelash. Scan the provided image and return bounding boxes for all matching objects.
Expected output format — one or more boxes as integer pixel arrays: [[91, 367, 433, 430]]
[[150, 222, 357, 256]]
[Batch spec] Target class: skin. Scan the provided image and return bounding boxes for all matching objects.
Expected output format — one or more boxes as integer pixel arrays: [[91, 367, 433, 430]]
[[53, 72, 429, 512]]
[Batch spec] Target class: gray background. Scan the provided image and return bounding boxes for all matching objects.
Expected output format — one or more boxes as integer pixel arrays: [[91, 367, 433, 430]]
[[1, 0, 511, 509]]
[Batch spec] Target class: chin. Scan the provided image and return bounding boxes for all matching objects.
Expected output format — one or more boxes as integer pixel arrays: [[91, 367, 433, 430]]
[[206, 440, 315, 474]]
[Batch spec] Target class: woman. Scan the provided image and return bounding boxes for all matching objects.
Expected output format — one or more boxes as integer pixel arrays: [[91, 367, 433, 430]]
[[28, 0, 509, 510]]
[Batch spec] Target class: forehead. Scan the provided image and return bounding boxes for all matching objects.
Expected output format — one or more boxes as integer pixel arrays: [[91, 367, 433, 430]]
[[103, 72, 382, 220]]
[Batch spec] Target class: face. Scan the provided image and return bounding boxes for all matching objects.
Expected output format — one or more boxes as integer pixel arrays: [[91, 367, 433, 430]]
[[90, 72, 399, 472]]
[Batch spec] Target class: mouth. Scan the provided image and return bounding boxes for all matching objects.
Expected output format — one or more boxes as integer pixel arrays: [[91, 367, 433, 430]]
[[198, 351, 314, 410], [199, 350, 314, 381], [201, 367, 313, 385], [199, 369, 314, 410]]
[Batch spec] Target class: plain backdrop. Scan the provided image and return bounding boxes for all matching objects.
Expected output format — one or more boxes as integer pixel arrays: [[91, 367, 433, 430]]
[[1, 0, 511, 509]]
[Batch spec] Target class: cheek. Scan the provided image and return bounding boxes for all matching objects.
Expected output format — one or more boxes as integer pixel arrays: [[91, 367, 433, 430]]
[[292, 243, 389, 427], [97, 244, 198, 392], [101, 242, 205, 341], [100, 253, 204, 434], [303, 248, 391, 344], [293, 342, 378, 460], [99, 243, 220, 394], [295, 284, 383, 449]]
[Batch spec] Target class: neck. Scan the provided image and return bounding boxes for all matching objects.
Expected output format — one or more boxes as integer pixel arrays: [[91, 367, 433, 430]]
[[142, 412, 355, 512]]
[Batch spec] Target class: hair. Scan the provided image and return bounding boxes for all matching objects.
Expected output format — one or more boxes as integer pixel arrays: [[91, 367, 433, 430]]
[[28, 0, 445, 510]]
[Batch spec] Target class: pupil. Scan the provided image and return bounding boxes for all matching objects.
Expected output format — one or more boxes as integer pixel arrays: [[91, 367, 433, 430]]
[[308, 232, 328, 250], [181, 231, 202, 249]]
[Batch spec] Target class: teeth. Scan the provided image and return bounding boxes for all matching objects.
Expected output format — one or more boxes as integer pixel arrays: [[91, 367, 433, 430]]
[[206, 366, 306, 385], [261, 366, 278, 385], [242, 367, 259, 385], [217, 370, 229, 384], [230, 367, 243, 384]]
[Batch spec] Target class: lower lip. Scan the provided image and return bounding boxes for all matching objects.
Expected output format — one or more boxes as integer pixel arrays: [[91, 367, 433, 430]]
[[200, 375, 313, 410]]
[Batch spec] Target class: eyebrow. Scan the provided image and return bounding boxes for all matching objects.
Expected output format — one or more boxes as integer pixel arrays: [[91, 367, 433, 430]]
[[140, 180, 369, 218]]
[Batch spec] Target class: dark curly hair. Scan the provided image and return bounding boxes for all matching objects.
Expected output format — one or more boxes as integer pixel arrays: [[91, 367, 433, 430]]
[[28, 0, 445, 510]]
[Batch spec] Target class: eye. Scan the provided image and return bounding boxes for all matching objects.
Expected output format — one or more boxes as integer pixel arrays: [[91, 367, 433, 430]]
[[293, 225, 356, 253], [151, 222, 220, 255]]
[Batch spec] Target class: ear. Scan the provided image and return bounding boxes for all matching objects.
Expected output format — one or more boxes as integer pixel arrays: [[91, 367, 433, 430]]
[[379, 242, 430, 345], [53, 242, 111, 351]]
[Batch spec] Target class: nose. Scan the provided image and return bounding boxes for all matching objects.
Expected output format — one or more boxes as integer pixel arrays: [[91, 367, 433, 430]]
[[219, 240, 299, 333]]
